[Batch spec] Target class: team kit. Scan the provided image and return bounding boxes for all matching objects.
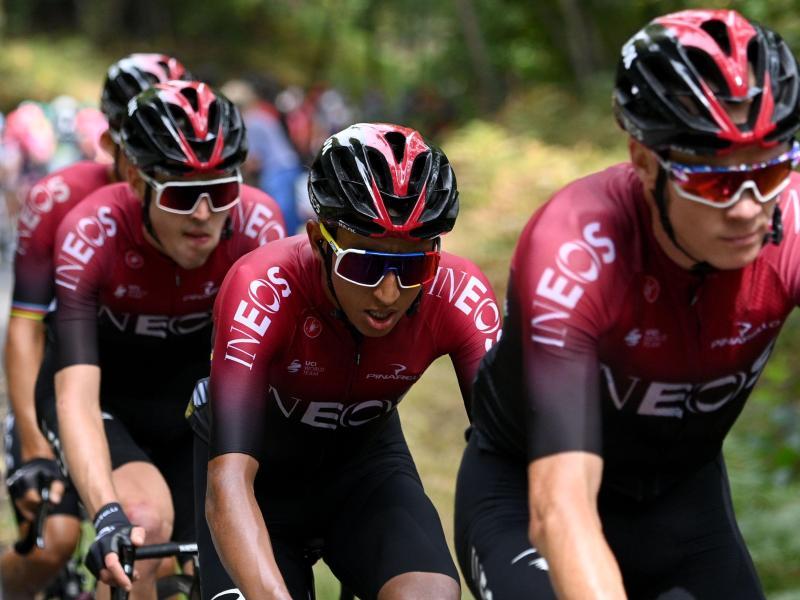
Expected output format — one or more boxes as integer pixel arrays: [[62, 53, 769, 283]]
[[2, 8, 799, 600]]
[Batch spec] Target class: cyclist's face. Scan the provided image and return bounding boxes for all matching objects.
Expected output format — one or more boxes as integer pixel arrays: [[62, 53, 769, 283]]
[[309, 222, 434, 338], [130, 170, 232, 269], [632, 139, 787, 270]]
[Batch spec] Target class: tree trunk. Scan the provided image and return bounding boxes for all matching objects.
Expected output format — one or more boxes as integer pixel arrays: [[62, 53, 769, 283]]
[[453, 0, 503, 111]]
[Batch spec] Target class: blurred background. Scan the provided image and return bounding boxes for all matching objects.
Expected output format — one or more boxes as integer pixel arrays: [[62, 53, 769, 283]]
[[0, 0, 799, 597]]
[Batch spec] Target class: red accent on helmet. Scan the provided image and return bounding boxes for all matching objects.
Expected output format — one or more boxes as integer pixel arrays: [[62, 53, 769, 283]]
[[308, 122, 459, 240], [655, 10, 777, 148], [151, 82, 226, 171]]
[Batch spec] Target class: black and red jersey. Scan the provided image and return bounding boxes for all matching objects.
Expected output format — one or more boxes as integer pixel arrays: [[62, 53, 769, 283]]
[[472, 164, 800, 498], [206, 236, 500, 463], [12, 161, 112, 320], [52, 182, 286, 392]]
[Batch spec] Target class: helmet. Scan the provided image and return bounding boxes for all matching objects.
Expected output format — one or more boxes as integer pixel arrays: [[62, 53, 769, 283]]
[[121, 80, 247, 176], [101, 53, 190, 132], [613, 9, 800, 155], [308, 122, 458, 239], [3, 102, 56, 165]]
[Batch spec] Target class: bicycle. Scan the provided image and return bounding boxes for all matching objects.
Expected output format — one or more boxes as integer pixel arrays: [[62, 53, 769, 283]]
[[110, 540, 200, 600]]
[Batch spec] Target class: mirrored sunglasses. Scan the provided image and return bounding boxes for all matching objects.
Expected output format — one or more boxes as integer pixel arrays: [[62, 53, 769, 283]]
[[140, 170, 242, 215], [657, 142, 800, 208], [319, 222, 440, 289]]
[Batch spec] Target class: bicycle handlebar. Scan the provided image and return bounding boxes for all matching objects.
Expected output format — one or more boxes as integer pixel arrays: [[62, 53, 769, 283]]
[[13, 483, 51, 555], [110, 541, 198, 600]]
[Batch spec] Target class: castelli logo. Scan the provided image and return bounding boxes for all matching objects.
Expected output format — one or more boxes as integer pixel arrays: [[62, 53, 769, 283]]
[[304, 316, 322, 339], [125, 251, 144, 269], [643, 276, 660, 303]]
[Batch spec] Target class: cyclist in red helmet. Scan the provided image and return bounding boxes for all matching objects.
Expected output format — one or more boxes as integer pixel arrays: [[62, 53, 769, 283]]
[[455, 9, 800, 599], [188, 122, 499, 598], [0, 53, 191, 600], [45, 80, 285, 597]]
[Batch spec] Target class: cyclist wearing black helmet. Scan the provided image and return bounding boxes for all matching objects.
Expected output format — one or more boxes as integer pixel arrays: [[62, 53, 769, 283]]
[[1, 53, 190, 600], [456, 9, 800, 599], [46, 80, 285, 597], [188, 122, 499, 599]]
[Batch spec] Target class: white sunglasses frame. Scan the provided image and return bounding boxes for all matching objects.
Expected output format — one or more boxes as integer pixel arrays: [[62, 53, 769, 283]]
[[139, 170, 243, 215]]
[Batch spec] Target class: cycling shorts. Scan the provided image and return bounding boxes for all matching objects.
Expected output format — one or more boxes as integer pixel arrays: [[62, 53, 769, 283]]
[[35, 344, 196, 544], [193, 407, 459, 599], [454, 427, 765, 600]]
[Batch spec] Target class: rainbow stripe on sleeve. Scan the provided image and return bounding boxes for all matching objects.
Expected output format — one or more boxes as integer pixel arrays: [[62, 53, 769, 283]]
[[10, 302, 49, 321]]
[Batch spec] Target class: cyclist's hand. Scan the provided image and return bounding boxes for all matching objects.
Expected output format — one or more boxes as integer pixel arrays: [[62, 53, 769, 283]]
[[85, 503, 144, 590], [6, 458, 64, 521]]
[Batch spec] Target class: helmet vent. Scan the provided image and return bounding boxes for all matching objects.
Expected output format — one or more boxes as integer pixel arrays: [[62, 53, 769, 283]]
[[383, 131, 407, 163], [365, 148, 392, 191], [686, 49, 728, 96], [700, 19, 732, 56]]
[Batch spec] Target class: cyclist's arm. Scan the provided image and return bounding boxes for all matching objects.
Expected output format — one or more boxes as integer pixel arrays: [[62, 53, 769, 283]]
[[206, 453, 291, 599], [4, 315, 50, 459], [54, 364, 116, 515], [528, 452, 626, 599]]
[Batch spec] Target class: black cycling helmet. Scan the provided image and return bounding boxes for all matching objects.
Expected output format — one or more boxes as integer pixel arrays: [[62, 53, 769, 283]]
[[308, 122, 458, 240], [121, 80, 247, 176], [101, 53, 190, 133], [614, 9, 800, 156]]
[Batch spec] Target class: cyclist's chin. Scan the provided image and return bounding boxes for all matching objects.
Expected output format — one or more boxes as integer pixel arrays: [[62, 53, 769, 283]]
[[705, 239, 764, 270]]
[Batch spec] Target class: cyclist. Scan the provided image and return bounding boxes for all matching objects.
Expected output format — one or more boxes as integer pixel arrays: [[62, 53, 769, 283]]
[[1, 53, 190, 599], [47, 80, 285, 597], [189, 122, 500, 599], [455, 9, 800, 599]]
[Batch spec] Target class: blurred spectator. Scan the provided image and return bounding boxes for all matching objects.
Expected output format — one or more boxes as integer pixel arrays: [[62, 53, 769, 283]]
[[222, 78, 305, 235], [74, 107, 111, 163]]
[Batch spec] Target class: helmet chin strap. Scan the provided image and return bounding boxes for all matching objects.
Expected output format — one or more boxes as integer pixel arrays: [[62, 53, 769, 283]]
[[141, 186, 163, 246]]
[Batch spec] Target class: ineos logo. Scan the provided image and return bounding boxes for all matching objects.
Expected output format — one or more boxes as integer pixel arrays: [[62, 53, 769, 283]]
[[473, 297, 500, 335], [248, 279, 282, 314]]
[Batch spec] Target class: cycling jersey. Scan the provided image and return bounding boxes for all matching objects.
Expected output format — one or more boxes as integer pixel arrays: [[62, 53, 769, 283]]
[[53, 181, 285, 382], [12, 160, 111, 320], [471, 163, 800, 498], [204, 235, 500, 462]]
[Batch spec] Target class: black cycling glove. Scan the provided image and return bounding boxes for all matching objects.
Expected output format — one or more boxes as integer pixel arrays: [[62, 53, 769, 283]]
[[85, 502, 134, 578], [6, 458, 62, 503]]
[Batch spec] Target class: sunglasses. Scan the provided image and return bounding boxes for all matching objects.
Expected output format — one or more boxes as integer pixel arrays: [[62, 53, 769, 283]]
[[656, 142, 800, 208], [319, 222, 440, 289], [140, 170, 242, 215]]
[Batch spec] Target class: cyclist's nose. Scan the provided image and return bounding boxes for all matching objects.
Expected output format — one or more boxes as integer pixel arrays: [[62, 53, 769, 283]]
[[373, 271, 401, 305], [191, 196, 212, 221], [727, 191, 763, 221]]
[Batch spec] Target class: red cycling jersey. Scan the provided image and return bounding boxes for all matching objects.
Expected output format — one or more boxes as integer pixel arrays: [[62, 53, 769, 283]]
[[12, 161, 112, 320], [472, 163, 800, 498], [53, 182, 286, 381], [206, 236, 501, 462]]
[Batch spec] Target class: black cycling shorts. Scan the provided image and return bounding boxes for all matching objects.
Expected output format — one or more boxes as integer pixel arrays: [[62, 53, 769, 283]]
[[454, 427, 765, 600], [35, 343, 196, 544], [193, 406, 459, 600]]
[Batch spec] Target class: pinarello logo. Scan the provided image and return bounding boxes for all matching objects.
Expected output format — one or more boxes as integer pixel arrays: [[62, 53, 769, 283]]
[[125, 251, 144, 269], [643, 276, 660, 303], [304, 316, 322, 339]]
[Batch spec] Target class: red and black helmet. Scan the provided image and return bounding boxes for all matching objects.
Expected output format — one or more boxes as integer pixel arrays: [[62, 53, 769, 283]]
[[308, 123, 458, 240], [101, 53, 190, 133], [613, 9, 800, 155], [121, 80, 247, 176]]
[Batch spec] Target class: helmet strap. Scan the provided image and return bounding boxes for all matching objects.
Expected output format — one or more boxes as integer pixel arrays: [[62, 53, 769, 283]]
[[221, 216, 233, 240], [653, 165, 712, 272], [767, 203, 784, 245], [141, 186, 163, 247]]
